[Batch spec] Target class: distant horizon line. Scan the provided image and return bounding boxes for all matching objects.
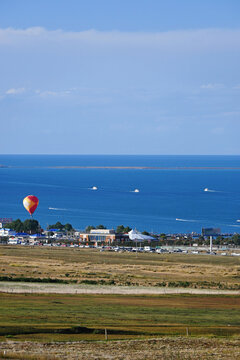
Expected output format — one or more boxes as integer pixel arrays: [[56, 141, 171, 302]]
[[1, 154, 240, 157]]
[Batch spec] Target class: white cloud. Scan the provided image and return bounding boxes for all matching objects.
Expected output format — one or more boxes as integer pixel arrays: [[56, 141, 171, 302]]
[[0, 27, 240, 53], [32, 87, 112, 105], [35, 89, 73, 97], [5, 87, 25, 95], [37, 90, 59, 97], [200, 83, 224, 90]]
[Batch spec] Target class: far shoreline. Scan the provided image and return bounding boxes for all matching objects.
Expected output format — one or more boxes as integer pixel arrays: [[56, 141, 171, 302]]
[[2, 165, 240, 170]]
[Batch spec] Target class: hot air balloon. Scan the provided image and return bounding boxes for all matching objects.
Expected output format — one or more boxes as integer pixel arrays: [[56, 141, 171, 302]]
[[23, 195, 39, 217]]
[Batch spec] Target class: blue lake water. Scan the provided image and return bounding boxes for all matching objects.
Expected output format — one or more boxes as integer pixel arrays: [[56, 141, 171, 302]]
[[1, 155, 240, 234]]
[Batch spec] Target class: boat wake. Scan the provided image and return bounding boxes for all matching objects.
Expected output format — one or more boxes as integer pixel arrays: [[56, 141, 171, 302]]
[[48, 207, 68, 211], [204, 188, 219, 193], [176, 218, 197, 222]]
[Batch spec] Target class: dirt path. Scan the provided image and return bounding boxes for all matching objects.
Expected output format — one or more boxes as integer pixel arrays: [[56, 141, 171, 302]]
[[0, 281, 239, 295]]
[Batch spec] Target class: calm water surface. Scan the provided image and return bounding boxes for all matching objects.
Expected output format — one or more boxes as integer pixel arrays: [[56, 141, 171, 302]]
[[0, 155, 240, 233]]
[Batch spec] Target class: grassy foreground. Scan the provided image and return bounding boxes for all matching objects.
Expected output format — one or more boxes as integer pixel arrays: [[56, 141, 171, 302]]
[[0, 247, 239, 358], [0, 292, 239, 342]]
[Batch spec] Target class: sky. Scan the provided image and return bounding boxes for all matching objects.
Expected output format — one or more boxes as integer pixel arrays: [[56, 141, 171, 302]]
[[0, 0, 240, 155]]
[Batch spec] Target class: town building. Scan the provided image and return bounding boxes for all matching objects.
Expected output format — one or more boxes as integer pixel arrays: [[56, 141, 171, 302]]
[[0, 228, 16, 237], [79, 229, 117, 246], [0, 218, 12, 229]]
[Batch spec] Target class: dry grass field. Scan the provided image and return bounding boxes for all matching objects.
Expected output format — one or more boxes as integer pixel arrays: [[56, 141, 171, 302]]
[[0, 246, 239, 359], [0, 246, 240, 289], [1, 337, 240, 360]]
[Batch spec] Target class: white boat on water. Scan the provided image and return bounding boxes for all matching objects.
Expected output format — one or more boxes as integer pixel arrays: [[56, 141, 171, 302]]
[[134, 189, 140, 193], [204, 188, 216, 193], [92, 186, 98, 190]]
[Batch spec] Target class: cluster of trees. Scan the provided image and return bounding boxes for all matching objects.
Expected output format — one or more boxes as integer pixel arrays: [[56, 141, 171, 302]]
[[85, 224, 132, 234], [85, 225, 106, 233], [84, 224, 161, 235], [116, 225, 132, 234], [214, 234, 240, 246], [5, 219, 41, 234], [47, 222, 74, 232]]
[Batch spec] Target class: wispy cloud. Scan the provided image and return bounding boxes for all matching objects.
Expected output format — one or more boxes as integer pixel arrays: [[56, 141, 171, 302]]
[[0, 27, 240, 53], [35, 89, 71, 97], [0, 27, 239, 155], [30, 87, 112, 106], [200, 83, 224, 90], [5, 87, 25, 95], [1, 86, 114, 105]]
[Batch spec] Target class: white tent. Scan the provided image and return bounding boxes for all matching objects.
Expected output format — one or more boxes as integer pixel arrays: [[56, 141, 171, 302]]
[[128, 229, 154, 242]]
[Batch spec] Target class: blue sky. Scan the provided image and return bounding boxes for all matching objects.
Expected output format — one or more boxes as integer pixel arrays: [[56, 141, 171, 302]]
[[0, 0, 240, 154]]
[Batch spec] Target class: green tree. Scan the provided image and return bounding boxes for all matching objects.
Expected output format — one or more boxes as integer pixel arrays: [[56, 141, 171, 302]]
[[232, 234, 240, 246], [96, 224, 106, 229], [55, 221, 64, 230], [142, 231, 150, 236], [5, 219, 24, 233], [116, 225, 125, 233], [116, 225, 132, 233], [64, 223, 74, 232], [23, 219, 40, 234], [175, 239, 184, 246], [85, 225, 95, 233], [47, 222, 64, 230]]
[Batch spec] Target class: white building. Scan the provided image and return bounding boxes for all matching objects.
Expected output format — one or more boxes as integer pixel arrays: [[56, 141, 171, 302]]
[[0, 228, 16, 237]]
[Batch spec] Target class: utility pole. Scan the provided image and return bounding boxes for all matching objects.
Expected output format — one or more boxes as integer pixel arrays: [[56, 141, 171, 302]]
[[210, 236, 213, 253]]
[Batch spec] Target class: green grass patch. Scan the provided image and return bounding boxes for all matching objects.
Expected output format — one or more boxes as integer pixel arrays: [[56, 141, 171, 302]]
[[0, 293, 239, 341], [0, 276, 77, 284]]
